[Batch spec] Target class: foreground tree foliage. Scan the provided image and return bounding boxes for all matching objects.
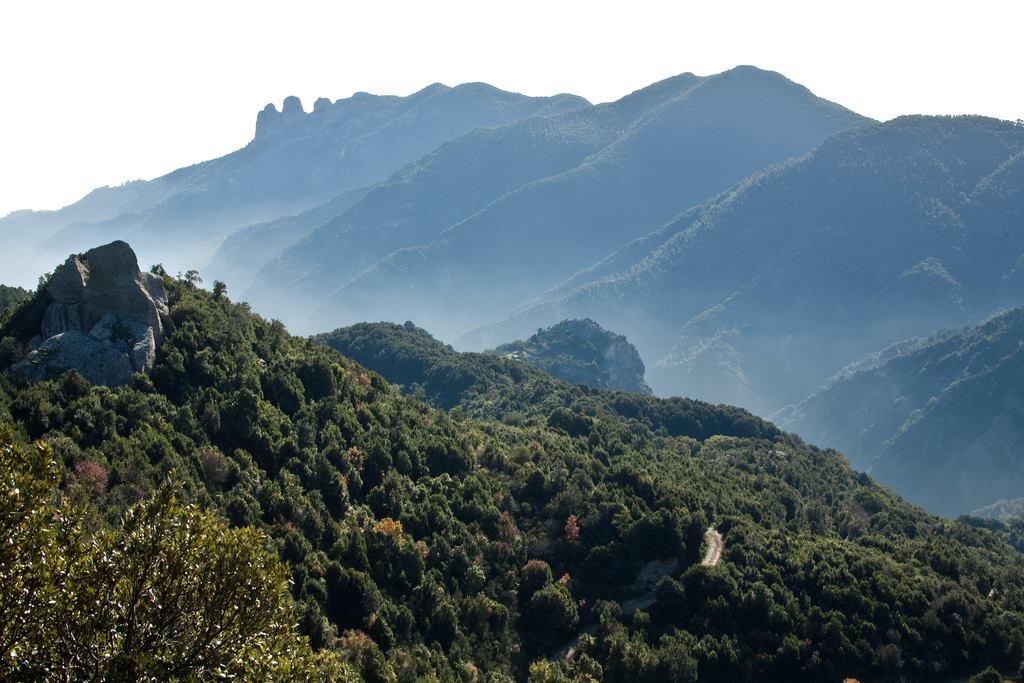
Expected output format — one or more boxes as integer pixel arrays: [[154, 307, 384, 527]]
[[0, 425, 63, 670], [0, 426, 346, 681], [2, 275, 1024, 680]]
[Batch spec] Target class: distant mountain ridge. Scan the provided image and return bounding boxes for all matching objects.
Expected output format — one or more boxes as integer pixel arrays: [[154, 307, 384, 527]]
[[203, 188, 372, 294], [247, 66, 871, 334], [243, 72, 707, 320], [779, 307, 1024, 516], [1, 83, 588, 287], [469, 116, 1024, 414]]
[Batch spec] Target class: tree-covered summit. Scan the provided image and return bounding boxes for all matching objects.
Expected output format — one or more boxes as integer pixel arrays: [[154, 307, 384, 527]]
[[314, 320, 774, 440]]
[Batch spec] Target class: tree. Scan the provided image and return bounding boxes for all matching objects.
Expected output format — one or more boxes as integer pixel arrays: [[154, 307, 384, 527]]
[[0, 425, 66, 674], [968, 666, 1006, 683], [565, 513, 581, 542], [183, 269, 203, 286], [521, 559, 554, 599], [528, 659, 572, 683], [0, 426, 329, 681], [523, 583, 579, 645], [212, 280, 228, 300], [50, 483, 317, 680]]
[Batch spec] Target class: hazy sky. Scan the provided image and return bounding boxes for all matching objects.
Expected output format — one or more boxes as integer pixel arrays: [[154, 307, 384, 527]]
[[1, 0, 1021, 219]]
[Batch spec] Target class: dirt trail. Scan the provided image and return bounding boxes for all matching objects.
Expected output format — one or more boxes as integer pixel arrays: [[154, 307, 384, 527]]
[[701, 527, 724, 567]]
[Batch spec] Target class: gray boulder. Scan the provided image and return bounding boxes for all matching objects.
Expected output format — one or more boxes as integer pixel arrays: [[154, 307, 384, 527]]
[[16, 331, 135, 386], [12, 241, 172, 386]]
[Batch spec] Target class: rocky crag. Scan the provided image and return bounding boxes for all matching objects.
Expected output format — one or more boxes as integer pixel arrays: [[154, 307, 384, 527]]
[[490, 318, 652, 394], [12, 241, 172, 386]]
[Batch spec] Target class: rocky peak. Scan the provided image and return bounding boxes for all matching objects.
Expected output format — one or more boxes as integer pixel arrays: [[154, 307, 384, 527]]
[[281, 95, 304, 116], [255, 96, 306, 139], [13, 241, 173, 386], [255, 102, 281, 139], [490, 319, 652, 394]]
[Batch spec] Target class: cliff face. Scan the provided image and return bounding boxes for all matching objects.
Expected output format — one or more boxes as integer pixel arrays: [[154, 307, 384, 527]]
[[12, 241, 172, 386], [490, 318, 652, 394]]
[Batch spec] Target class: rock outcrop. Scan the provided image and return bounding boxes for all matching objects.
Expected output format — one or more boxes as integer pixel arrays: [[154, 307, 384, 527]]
[[254, 96, 306, 139], [489, 319, 652, 394], [13, 241, 172, 386]]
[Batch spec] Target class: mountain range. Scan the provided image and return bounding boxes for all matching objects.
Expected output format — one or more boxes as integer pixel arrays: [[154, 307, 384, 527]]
[[3, 66, 1022, 525], [245, 66, 871, 333], [3, 53, 1024, 677], [780, 307, 1024, 517], [0, 83, 587, 287], [472, 116, 1024, 414]]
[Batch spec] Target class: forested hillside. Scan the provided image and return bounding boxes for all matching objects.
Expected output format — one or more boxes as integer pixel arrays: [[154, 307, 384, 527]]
[[781, 308, 1024, 517], [315, 321, 763, 436], [3, 264, 1024, 681], [325, 319, 1024, 680]]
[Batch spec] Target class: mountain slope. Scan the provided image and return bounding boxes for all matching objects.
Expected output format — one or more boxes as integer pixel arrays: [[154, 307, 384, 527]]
[[202, 186, 372, 293], [779, 308, 1024, 516], [2, 84, 587, 287], [242, 67, 870, 332], [3, 249, 1024, 680], [300, 66, 871, 338], [471, 116, 1024, 414], [244, 73, 707, 321]]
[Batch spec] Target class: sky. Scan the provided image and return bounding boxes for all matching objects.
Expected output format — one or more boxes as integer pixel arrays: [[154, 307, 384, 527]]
[[1, 0, 1022, 219]]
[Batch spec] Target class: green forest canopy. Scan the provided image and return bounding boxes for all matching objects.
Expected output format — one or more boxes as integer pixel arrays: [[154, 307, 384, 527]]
[[1, 275, 1023, 681]]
